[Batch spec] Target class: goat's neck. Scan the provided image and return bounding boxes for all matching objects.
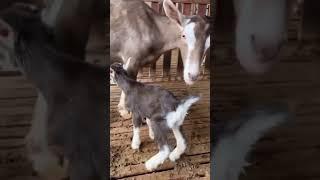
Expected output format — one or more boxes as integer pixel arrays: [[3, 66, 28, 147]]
[[154, 15, 181, 54], [15, 38, 62, 97], [116, 75, 137, 95]]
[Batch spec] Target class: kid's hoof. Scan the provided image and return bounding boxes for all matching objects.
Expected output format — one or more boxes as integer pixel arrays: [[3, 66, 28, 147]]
[[118, 108, 132, 119]]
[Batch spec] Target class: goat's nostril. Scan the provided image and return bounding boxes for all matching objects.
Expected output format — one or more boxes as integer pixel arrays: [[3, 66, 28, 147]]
[[188, 73, 198, 81]]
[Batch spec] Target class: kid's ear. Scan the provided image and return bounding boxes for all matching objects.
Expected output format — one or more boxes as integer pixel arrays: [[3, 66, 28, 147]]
[[123, 57, 132, 70]]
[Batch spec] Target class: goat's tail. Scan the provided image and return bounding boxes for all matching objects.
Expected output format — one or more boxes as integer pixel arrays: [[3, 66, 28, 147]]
[[166, 95, 200, 128], [213, 105, 291, 180]]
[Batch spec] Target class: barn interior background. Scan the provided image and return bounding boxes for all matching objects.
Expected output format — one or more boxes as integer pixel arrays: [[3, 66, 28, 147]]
[[110, 0, 211, 179], [213, 0, 320, 179]]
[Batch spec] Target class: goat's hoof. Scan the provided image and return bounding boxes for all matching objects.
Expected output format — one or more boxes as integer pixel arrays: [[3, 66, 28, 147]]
[[131, 140, 141, 150], [169, 151, 181, 162], [145, 159, 158, 171], [118, 109, 132, 119]]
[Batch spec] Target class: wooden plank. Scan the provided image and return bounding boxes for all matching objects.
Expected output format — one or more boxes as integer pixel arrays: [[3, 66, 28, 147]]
[[162, 51, 172, 80], [149, 63, 157, 80], [183, 3, 192, 15], [177, 51, 184, 80], [198, 4, 207, 16]]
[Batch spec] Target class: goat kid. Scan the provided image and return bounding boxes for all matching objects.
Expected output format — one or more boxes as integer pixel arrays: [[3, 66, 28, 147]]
[[110, 60, 200, 171], [0, 5, 105, 180]]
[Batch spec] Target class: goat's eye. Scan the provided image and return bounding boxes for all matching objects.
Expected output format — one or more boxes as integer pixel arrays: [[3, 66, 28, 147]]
[[182, 34, 186, 38]]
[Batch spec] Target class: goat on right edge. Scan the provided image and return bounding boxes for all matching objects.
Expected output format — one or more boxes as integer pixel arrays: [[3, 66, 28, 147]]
[[110, 59, 200, 171]]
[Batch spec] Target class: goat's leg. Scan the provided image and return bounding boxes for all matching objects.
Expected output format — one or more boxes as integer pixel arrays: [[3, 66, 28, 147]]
[[118, 66, 138, 119], [169, 127, 187, 162], [118, 92, 132, 119], [131, 113, 143, 149], [145, 144, 170, 171], [25, 92, 67, 179], [145, 120, 170, 171], [146, 118, 155, 140]]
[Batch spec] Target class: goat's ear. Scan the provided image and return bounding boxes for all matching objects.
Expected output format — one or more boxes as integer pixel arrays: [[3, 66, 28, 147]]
[[123, 57, 132, 70], [163, 0, 184, 27]]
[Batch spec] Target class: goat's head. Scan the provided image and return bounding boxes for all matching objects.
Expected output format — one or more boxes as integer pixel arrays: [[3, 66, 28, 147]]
[[110, 58, 131, 85], [0, 3, 54, 68], [233, 0, 301, 74], [0, 3, 54, 49], [163, 0, 210, 85], [0, 3, 42, 37]]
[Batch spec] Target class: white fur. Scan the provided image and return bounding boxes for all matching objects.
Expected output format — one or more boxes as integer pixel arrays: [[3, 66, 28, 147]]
[[200, 36, 210, 66], [166, 96, 200, 128], [118, 91, 131, 119], [184, 23, 196, 50], [213, 112, 288, 180], [145, 145, 170, 171], [123, 57, 132, 70], [205, 36, 210, 52], [183, 23, 199, 85], [146, 118, 154, 140], [169, 127, 186, 162], [131, 127, 141, 149]]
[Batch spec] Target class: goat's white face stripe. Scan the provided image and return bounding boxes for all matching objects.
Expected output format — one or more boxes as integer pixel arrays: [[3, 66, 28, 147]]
[[184, 22, 196, 50], [183, 22, 199, 85]]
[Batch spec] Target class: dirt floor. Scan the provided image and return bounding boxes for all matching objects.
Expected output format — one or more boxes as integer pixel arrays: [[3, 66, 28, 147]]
[[110, 79, 210, 179], [213, 39, 320, 180]]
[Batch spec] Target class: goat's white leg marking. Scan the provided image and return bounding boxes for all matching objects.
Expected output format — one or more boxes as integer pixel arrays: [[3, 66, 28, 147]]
[[146, 118, 154, 140], [169, 127, 187, 162], [145, 145, 170, 171], [131, 127, 141, 150], [118, 91, 132, 119]]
